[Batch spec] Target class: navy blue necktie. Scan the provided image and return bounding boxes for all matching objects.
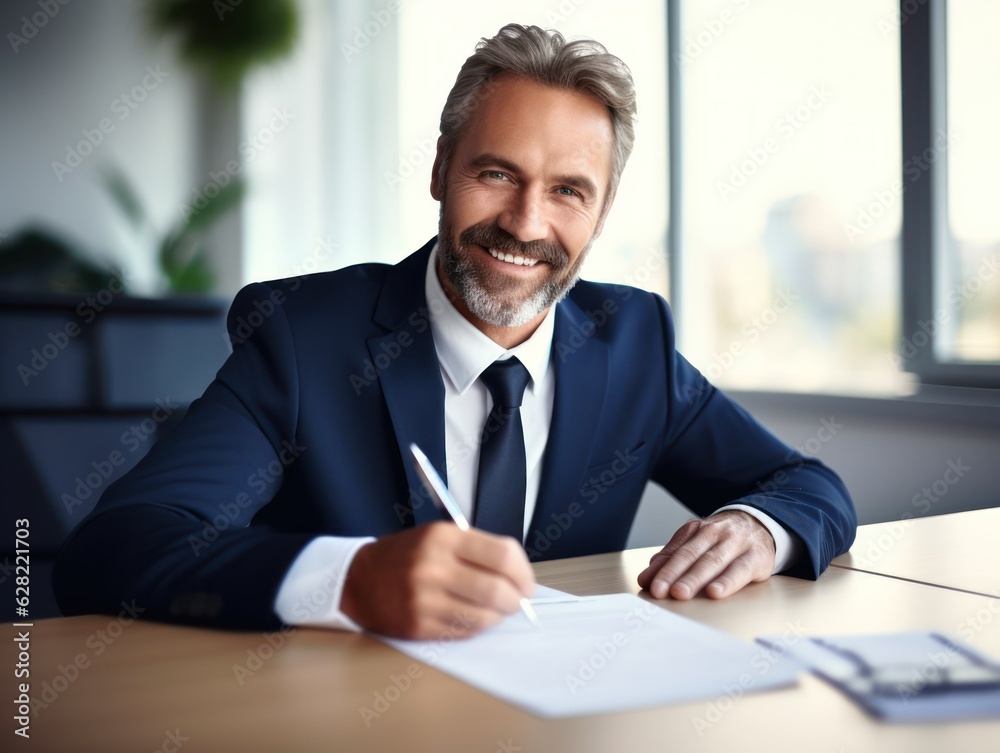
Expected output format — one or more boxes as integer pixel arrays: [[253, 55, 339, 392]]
[[473, 357, 531, 541]]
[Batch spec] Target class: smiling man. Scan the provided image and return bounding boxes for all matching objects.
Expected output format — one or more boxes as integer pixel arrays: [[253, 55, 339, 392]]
[[55, 24, 857, 638], [432, 73, 612, 345]]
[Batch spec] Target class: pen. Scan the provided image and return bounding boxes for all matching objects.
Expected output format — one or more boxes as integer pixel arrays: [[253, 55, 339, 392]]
[[409, 443, 540, 627]]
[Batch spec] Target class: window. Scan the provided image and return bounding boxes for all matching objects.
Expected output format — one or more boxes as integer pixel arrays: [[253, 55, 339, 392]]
[[673, 0, 903, 394], [901, 0, 1000, 386], [242, 0, 998, 390], [941, 0, 1000, 363]]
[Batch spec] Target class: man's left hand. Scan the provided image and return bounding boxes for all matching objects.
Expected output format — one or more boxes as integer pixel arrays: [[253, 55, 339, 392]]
[[636, 510, 776, 600]]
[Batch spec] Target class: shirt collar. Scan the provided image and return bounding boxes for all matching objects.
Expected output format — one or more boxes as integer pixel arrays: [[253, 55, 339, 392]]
[[425, 242, 555, 395]]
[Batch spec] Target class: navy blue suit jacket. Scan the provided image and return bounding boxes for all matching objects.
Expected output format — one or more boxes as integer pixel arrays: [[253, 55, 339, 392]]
[[54, 238, 857, 629]]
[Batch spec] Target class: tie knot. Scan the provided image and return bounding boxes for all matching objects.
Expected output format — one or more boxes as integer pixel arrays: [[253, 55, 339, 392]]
[[480, 357, 531, 409]]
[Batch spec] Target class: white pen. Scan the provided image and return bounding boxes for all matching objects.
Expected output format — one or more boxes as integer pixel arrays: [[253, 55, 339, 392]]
[[409, 443, 540, 627]]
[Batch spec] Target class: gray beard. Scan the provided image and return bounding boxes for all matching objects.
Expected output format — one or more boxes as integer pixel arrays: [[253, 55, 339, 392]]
[[437, 224, 592, 328], [443, 247, 580, 327]]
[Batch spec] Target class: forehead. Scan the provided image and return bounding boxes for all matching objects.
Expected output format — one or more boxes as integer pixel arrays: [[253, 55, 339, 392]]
[[455, 72, 614, 186]]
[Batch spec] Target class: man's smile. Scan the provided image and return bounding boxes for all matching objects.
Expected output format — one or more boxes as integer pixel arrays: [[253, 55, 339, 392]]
[[483, 245, 542, 268]]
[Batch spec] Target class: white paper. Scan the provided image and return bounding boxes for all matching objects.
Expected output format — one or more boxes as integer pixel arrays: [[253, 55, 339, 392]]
[[379, 587, 800, 718]]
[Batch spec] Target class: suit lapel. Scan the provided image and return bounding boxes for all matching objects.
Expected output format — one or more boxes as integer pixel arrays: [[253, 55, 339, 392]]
[[371, 242, 611, 536], [529, 300, 609, 552], [370, 238, 448, 528]]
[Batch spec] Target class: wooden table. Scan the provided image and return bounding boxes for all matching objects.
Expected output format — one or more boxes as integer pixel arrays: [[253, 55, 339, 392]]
[[832, 507, 1000, 597], [5, 533, 1000, 751]]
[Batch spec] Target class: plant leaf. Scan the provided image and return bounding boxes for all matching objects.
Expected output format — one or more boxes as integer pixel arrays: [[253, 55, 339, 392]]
[[175, 178, 246, 237], [101, 166, 147, 230], [169, 253, 214, 293], [158, 231, 192, 275]]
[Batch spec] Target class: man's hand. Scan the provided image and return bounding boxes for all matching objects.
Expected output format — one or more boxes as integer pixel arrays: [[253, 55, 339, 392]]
[[636, 510, 776, 600], [340, 522, 535, 639]]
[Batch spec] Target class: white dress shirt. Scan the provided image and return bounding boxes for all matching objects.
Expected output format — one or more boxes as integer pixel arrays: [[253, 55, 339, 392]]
[[424, 245, 556, 541], [274, 245, 799, 629]]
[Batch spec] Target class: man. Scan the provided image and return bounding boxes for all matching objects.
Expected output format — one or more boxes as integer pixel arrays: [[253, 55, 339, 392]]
[[54, 24, 856, 639]]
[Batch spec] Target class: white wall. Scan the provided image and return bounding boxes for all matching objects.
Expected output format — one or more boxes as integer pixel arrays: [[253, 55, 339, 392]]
[[0, 1, 205, 294]]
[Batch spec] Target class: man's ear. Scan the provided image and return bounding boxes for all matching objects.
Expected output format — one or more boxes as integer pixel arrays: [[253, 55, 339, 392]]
[[593, 187, 618, 238], [430, 137, 447, 201]]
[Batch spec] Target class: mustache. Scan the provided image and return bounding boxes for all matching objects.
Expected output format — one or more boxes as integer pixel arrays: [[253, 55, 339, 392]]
[[459, 223, 568, 269]]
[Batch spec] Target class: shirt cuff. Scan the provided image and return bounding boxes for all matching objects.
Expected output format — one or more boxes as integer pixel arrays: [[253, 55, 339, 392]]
[[713, 504, 802, 575], [273, 536, 375, 630]]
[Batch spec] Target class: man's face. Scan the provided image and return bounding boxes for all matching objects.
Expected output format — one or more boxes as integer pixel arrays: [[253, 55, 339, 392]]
[[431, 72, 616, 329]]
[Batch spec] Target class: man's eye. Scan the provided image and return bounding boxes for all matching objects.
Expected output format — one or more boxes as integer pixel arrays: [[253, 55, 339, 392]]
[[556, 186, 579, 197], [484, 171, 508, 181]]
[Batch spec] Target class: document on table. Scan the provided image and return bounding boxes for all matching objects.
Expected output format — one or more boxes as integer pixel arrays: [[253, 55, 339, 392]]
[[378, 587, 800, 718], [757, 630, 1000, 722]]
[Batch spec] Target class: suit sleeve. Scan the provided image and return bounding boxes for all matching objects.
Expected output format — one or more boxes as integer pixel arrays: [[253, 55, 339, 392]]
[[648, 296, 857, 579], [53, 283, 316, 630]]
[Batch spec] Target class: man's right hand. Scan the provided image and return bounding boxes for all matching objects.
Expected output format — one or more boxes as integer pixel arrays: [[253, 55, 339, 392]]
[[340, 522, 536, 640]]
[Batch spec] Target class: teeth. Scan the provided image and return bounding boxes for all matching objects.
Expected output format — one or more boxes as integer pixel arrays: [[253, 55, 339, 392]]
[[487, 248, 538, 267]]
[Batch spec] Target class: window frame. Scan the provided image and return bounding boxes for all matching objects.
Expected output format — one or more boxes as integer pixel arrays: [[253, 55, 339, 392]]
[[900, 0, 1000, 387], [665, 0, 1000, 390]]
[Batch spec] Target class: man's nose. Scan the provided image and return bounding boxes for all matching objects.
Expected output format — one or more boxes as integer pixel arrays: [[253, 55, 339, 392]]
[[497, 187, 549, 244]]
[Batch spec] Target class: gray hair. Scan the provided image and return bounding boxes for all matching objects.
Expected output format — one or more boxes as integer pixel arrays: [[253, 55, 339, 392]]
[[438, 23, 637, 207]]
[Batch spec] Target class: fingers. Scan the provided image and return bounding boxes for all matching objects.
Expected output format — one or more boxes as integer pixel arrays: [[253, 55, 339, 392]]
[[341, 522, 535, 639], [703, 551, 764, 599], [650, 528, 724, 599], [397, 588, 512, 637], [452, 527, 536, 599], [636, 519, 701, 590], [637, 511, 776, 601]]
